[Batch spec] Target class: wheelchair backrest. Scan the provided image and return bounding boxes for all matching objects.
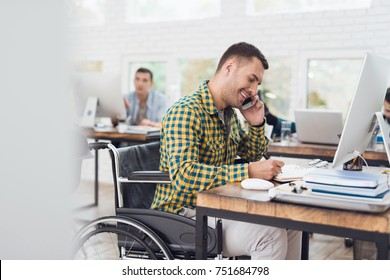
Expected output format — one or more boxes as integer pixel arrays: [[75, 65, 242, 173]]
[[117, 142, 160, 209]]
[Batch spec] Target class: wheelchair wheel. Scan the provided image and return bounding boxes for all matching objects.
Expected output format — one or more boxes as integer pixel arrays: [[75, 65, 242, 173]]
[[73, 216, 174, 260]]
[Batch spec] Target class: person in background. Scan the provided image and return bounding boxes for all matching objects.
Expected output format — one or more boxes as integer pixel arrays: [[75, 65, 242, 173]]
[[124, 67, 168, 128], [382, 87, 390, 128], [151, 42, 301, 259], [257, 89, 296, 138], [366, 87, 390, 150]]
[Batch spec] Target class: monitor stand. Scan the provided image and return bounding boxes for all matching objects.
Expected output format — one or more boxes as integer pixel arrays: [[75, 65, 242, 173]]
[[80, 96, 98, 128], [373, 111, 390, 166]]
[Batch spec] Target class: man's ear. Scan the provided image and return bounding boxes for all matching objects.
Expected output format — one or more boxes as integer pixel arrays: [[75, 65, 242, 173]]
[[224, 58, 236, 75]]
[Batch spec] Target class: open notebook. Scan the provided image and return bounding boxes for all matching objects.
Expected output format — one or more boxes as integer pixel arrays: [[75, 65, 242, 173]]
[[274, 164, 313, 183]]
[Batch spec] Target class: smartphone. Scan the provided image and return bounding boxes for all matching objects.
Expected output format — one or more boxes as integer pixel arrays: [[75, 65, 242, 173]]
[[242, 97, 254, 110]]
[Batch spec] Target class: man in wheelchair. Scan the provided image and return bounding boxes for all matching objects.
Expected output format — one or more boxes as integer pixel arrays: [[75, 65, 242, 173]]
[[150, 42, 302, 260], [74, 42, 301, 260]]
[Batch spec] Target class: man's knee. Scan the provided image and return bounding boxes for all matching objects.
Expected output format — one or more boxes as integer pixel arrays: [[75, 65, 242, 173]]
[[250, 227, 288, 260], [220, 220, 290, 259]]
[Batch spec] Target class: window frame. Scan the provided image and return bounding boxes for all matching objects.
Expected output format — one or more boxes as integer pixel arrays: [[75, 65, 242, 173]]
[[70, 0, 107, 27], [124, 0, 221, 23], [246, 0, 372, 15]]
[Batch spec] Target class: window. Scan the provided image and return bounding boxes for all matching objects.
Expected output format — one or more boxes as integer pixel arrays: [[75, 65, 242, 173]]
[[260, 57, 293, 120], [179, 58, 217, 96], [307, 58, 363, 117], [69, 0, 106, 26], [247, 0, 372, 15], [125, 0, 220, 23]]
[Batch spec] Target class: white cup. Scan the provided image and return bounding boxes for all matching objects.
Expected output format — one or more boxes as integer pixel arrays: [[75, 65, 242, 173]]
[[280, 121, 291, 146]]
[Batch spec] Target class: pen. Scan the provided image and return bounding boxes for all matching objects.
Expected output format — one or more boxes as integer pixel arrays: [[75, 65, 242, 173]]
[[263, 153, 270, 160]]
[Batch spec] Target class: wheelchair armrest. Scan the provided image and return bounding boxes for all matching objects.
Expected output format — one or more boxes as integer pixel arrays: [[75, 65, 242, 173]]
[[127, 171, 171, 183], [88, 142, 111, 150]]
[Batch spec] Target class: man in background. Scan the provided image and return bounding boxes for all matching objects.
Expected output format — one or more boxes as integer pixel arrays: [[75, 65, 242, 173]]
[[368, 87, 390, 149], [382, 87, 390, 127], [124, 67, 168, 128]]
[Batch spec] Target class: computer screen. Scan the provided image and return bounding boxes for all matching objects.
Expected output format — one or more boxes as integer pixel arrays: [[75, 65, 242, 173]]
[[73, 73, 126, 123], [332, 53, 390, 168]]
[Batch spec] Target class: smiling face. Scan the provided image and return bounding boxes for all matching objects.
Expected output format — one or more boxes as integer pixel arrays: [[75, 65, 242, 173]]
[[222, 57, 264, 109]]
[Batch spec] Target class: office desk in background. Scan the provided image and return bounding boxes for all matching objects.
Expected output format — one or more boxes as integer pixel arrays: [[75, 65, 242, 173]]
[[195, 182, 390, 260], [268, 141, 388, 166], [83, 128, 160, 206], [84, 127, 160, 144]]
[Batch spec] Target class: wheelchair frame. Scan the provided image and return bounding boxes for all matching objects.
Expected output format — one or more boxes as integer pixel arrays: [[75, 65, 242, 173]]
[[73, 141, 222, 260]]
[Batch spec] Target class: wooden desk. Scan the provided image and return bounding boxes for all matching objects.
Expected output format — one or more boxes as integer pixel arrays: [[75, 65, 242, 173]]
[[195, 183, 390, 260], [84, 128, 160, 144], [84, 128, 160, 206], [268, 141, 388, 166]]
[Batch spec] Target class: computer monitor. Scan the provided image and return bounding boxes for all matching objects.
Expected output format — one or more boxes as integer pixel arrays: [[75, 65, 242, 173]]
[[332, 53, 390, 168], [72, 73, 126, 127]]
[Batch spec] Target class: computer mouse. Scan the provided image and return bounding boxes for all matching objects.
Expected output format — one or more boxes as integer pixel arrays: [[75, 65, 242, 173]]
[[241, 178, 274, 190]]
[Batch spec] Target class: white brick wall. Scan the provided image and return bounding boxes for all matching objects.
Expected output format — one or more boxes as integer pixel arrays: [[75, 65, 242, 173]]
[[72, 0, 390, 110]]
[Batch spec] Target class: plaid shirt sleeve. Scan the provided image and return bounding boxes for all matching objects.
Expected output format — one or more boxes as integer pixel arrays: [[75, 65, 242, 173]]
[[236, 121, 269, 162]]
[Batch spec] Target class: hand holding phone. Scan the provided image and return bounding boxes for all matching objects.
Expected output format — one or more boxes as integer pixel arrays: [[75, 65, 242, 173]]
[[240, 94, 266, 126], [242, 97, 254, 110]]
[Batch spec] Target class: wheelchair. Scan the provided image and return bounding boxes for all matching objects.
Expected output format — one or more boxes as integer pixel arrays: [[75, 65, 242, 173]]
[[73, 141, 222, 260]]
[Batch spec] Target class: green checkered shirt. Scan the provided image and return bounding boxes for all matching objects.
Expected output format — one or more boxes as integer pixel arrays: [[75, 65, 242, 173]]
[[151, 80, 268, 214]]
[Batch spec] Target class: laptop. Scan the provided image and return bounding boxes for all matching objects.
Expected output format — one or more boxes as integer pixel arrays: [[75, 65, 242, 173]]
[[294, 109, 344, 145]]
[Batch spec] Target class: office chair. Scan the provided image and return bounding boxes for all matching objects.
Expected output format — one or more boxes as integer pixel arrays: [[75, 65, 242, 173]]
[[73, 142, 221, 260]]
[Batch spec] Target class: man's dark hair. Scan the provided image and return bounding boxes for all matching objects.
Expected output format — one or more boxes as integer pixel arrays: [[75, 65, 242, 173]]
[[386, 87, 390, 103], [136, 67, 153, 81], [216, 42, 269, 72]]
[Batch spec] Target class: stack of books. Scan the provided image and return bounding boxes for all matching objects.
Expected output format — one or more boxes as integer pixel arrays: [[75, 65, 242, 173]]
[[303, 169, 390, 200]]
